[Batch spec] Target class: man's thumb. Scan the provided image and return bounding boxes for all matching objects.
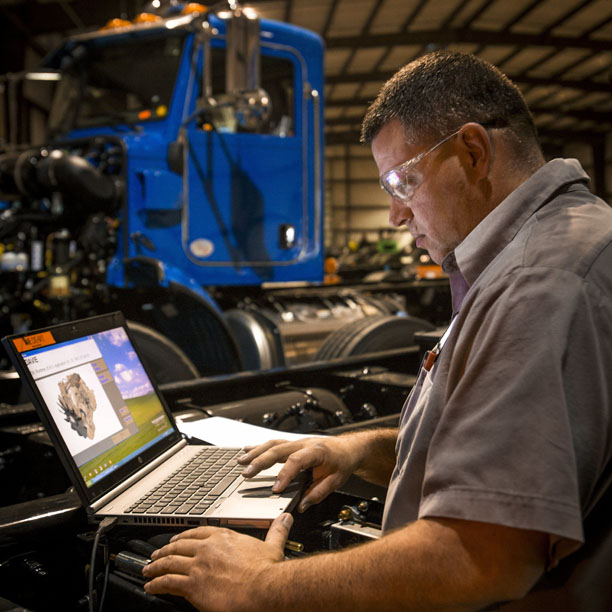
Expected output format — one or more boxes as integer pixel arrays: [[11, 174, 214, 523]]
[[265, 513, 293, 551]]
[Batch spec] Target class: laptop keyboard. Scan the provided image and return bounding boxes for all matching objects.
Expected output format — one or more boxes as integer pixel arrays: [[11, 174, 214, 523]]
[[126, 447, 244, 516]]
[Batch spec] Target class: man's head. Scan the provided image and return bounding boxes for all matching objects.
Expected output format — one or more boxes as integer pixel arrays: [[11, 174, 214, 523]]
[[362, 51, 545, 264], [361, 50, 540, 159]]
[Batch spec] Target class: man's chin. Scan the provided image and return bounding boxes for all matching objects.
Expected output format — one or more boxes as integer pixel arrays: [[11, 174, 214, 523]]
[[414, 236, 445, 264], [427, 249, 445, 266]]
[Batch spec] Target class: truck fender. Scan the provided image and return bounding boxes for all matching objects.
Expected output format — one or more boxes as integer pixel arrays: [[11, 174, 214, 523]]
[[110, 257, 243, 375], [111, 255, 222, 315]]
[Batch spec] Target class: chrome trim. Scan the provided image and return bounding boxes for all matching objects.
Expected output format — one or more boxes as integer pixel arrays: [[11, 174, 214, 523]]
[[311, 87, 322, 256]]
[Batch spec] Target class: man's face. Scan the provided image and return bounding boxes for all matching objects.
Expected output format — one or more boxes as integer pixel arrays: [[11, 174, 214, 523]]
[[371, 119, 474, 264]]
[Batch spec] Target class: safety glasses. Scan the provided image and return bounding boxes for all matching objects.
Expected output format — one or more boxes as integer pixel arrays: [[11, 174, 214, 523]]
[[379, 129, 461, 202]]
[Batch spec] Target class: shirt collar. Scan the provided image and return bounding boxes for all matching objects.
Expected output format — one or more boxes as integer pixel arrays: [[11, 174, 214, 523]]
[[441, 252, 470, 316], [451, 158, 589, 288]]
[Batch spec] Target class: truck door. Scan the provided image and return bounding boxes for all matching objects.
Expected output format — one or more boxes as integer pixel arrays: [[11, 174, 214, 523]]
[[182, 46, 316, 284]]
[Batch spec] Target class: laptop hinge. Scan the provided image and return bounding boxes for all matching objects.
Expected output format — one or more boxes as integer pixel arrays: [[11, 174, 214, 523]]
[[91, 438, 188, 512]]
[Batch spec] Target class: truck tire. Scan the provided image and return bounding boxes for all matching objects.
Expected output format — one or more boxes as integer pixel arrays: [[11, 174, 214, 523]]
[[314, 314, 435, 361], [126, 320, 200, 384]]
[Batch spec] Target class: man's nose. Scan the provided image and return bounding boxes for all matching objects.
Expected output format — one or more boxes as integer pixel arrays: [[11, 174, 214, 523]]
[[388, 197, 413, 227]]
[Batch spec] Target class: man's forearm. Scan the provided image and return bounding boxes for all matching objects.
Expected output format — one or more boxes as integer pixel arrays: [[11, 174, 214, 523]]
[[249, 518, 546, 612], [141, 503, 547, 612], [342, 427, 398, 486]]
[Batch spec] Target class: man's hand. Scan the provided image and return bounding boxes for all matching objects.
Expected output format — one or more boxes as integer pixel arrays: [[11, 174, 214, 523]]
[[142, 513, 293, 612], [237, 436, 364, 512]]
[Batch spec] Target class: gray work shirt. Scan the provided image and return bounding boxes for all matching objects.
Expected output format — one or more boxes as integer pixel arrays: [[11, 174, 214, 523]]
[[382, 158, 612, 570]]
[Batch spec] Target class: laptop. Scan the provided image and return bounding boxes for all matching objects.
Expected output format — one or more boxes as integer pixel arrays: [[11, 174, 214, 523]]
[[2, 311, 303, 528]]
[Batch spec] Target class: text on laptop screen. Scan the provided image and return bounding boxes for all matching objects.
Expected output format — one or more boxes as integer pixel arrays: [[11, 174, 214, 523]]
[[22, 326, 174, 487]]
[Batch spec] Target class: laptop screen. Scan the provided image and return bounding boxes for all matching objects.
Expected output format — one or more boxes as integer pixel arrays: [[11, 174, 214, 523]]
[[14, 319, 177, 490]]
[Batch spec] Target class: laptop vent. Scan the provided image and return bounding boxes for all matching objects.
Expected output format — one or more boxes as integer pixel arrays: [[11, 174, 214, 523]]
[[132, 517, 186, 525]]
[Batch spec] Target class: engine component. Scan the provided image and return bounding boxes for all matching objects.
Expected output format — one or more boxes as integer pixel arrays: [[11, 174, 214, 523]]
[[0, 148, 120, 219], [177, 386, 351, 433], [329, 519, 382, 547], [112, 551, 150, 582], [36, 149, 119, 215], [57, 372, 97, 440]]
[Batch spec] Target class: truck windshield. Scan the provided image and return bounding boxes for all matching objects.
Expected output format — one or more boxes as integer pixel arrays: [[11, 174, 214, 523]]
[[48, 32, 185, 134]]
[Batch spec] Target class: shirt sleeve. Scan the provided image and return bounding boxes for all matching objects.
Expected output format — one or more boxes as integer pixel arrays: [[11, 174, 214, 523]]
[[418, 265, 612, 566]]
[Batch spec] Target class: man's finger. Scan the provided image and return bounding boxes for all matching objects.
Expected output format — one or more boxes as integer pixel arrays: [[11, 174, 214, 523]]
[[241, 441, 304, 477], [144, 573, 192, 597], [298, 473, 342, 512], [264, 513, 293, 552], [168, 525, 223, 543], [150, 537, 206, 561], [237, 440, 287, 465], [271, 446, 324, 492], [143, 553, 193, 578]]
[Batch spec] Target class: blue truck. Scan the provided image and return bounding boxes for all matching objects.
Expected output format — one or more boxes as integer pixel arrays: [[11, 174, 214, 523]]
[[0, 3, 437, 385]]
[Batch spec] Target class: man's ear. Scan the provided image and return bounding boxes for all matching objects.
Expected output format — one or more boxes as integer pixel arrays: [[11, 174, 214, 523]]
[[457, 123, 492, 180]]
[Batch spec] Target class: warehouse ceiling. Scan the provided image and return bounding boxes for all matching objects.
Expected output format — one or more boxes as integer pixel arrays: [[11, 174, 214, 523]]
[[1, 0, 611, 150]]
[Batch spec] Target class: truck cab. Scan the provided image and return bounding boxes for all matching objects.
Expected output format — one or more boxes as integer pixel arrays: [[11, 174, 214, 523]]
[[41, 8, 324, 286], [0, 3, 436, 382], [0, 4, 330, 376]]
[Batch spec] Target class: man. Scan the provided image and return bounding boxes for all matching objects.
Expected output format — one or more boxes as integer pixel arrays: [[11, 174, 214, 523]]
[[142, 51, 612, 611]]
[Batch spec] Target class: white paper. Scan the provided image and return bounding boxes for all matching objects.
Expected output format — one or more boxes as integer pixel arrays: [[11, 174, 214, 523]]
[[175, 415, 316, 447]]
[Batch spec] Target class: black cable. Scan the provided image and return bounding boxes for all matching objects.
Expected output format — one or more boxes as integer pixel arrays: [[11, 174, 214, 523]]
[[98, 556, 112, 612], [88, 517, 117, 612]]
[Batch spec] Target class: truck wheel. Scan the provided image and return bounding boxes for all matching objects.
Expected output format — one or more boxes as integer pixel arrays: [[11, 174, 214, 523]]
[[314, 314, 435, 361], [126, 320, 199, 384]]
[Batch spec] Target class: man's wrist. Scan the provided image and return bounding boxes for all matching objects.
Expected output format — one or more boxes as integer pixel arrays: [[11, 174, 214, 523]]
[[242, 557, 292, 612]]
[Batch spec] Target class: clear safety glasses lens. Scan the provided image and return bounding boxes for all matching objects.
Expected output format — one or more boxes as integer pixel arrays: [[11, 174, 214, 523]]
[[380, 166, 423, 202], [379, 128, 461, 203]]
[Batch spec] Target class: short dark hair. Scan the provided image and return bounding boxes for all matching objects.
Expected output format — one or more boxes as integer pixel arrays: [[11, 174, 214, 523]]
[[361, 50, 540, 154]]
